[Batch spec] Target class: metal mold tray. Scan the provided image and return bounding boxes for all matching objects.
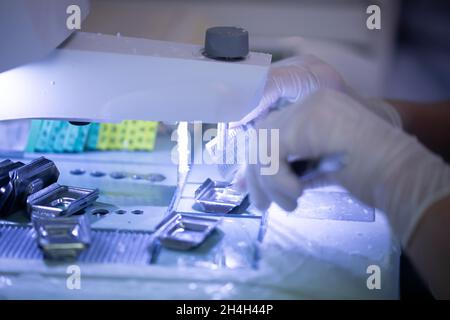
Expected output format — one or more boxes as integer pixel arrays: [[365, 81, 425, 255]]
[[32, 213, 91, 261], [195, 178, 248, 213], [10, 157, 60, 203], [27, 183, 99, 217], [158, 213, 221, 250], [0, 157, 59, 216]]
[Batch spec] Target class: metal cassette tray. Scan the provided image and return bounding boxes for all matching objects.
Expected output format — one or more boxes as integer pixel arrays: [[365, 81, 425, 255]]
[[27, 183, 99, 217], [157, 213, 221, 250], [32, 213, 91, 261], [195, 178, 248, 213]]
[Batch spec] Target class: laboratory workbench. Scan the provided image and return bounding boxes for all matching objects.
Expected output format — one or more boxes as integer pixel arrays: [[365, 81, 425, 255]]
[[0, 135, 399, 299]]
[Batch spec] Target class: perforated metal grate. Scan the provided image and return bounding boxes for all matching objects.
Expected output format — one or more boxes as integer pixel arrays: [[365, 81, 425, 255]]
[[0, 224, 154, 265]]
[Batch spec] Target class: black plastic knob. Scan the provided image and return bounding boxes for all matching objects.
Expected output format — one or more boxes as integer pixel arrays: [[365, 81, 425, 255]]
[[204, 26, 249, 60]]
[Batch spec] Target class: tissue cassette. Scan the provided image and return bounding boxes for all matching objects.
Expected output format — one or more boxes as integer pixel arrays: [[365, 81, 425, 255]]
[[157, 213, 221, 250]]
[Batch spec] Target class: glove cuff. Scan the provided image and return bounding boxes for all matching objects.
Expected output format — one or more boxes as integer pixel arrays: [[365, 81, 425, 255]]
[[404, 184, 450, 247], [380, 139, 450, 247]]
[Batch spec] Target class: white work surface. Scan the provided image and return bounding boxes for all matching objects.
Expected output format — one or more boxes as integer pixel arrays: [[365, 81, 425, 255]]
[[0, 206, 399, 299]]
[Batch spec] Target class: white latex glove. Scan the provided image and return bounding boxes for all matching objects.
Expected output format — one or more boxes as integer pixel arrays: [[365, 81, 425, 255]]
[[231, 55, 402, 128], [231, 55, 346, 127], [244, 89, 450, 246]]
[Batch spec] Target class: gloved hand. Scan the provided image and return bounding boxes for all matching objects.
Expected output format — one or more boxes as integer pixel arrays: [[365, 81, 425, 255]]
[[231, 55, 346, 127], [231, 55, 402, 128], [244, 89, 450, 246]]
